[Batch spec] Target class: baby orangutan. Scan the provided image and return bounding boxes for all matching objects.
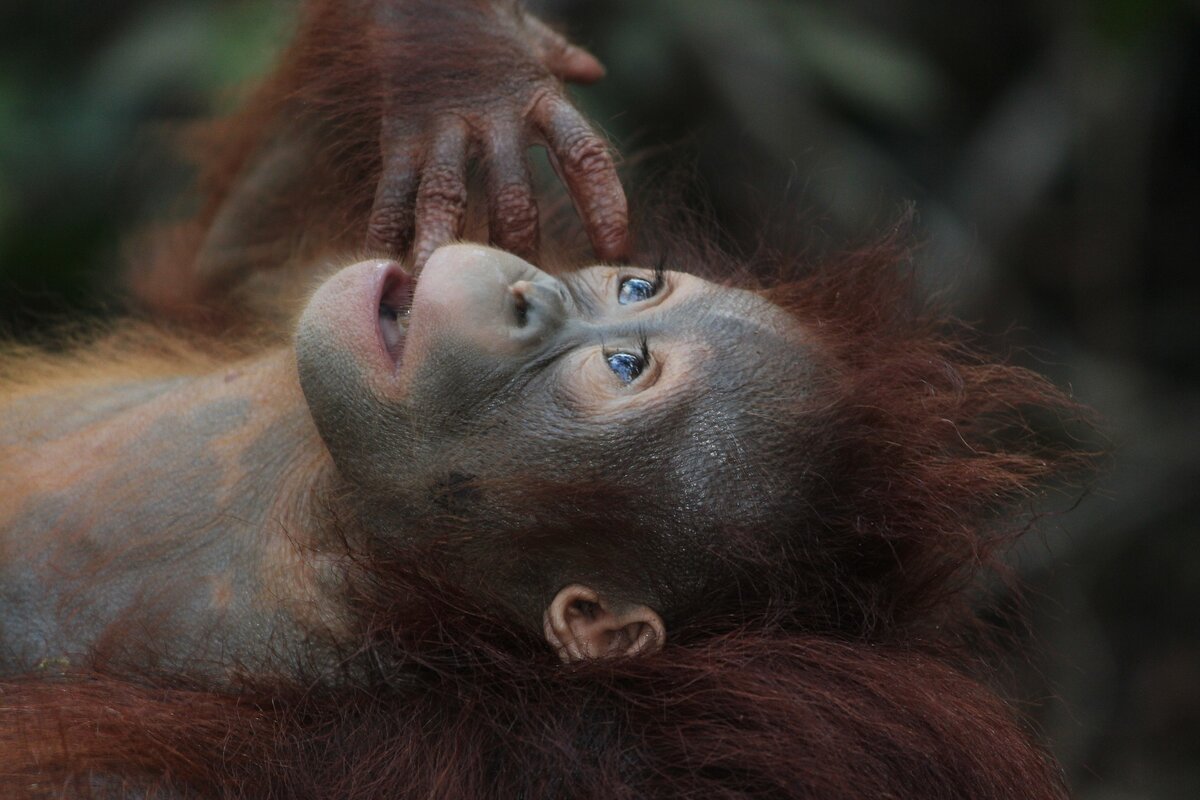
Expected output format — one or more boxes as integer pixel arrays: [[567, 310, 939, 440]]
[[2, 245, 816, 677], [0, 1, 1091, 797]]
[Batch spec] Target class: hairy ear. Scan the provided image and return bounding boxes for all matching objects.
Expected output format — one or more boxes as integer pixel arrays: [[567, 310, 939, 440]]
[[542, 584, 665, 663]]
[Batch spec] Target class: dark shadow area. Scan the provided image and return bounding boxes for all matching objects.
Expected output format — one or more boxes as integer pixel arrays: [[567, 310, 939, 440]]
[[1, 1, 1196, 796]]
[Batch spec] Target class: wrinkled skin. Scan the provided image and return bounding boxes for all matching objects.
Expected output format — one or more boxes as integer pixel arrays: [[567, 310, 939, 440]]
[[363, 1, 628, 265], [171, 0, 629, 326]]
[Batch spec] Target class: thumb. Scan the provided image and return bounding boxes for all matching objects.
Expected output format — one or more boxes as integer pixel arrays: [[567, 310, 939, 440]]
[[526, 16, 606, 84]]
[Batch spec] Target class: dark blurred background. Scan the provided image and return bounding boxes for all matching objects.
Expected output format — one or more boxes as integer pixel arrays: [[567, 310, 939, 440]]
[[1, 0, 1197, 796]]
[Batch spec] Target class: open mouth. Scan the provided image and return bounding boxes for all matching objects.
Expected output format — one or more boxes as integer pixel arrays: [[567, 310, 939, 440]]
[[376, 262, 414, 366]]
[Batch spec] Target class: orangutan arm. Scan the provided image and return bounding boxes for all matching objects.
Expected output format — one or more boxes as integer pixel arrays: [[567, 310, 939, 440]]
[[135, 0, 627, 323]]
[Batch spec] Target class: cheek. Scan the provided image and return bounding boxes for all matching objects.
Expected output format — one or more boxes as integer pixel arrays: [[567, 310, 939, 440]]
[[557, 351, 619, 410], [295, 267, 410, 479], [295, 317, 375, 433]]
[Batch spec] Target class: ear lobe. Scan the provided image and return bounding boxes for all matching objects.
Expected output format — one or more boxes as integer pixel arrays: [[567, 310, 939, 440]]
[[543, 584, 665, 663]]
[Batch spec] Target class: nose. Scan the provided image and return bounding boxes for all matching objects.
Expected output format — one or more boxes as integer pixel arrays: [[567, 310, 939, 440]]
[[508, 277, 569, 340], [409, 245, 573, 359]]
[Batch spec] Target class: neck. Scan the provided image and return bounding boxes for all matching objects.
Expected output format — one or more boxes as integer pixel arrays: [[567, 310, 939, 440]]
[[0, 345, 348, 680], [2, 347, 331, 534]]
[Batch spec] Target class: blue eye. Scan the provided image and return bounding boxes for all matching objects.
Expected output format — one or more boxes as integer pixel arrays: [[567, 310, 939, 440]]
[[606, 352, 645, 383], [618, 277, 657, 305]]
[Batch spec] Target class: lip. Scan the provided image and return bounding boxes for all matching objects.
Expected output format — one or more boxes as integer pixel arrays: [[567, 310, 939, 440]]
[[372, 260, 414, 370]]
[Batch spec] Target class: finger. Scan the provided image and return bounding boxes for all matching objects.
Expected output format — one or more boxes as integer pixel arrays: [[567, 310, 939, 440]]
[[532, 95, 629, 261], [366, 146, 421, 255], [412, 117, 470, 271], [483, 125, 539, 259], [547, 43, 606, 85], [526, 16, 606, 84]]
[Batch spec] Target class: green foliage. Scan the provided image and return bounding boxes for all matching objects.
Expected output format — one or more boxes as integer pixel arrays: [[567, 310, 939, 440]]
[[0, 0, 286, 327]]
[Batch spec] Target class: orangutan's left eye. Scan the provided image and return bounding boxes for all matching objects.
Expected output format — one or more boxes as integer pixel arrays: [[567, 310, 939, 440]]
[[618, 277, 657, 305]]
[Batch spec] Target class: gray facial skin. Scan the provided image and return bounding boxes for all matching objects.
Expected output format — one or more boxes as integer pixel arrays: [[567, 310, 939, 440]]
[[0, 246, 821, 680], [296, 245, 821, 616]]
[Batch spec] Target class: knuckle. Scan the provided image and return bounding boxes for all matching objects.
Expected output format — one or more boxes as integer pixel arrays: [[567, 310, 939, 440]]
[[584, 194, 630, 257], [523, 86, 557, 121], [491, 184, 538, 232], [418, 167, 468, 211], [495, 222, 538, 251], [367, 204, 413, 249], [561, 132, 614, 179]]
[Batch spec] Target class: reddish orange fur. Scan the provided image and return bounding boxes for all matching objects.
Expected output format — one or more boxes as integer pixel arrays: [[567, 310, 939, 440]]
[[1, 630, 1066, 798], [0, 2, 1096, 796], [1, 236, 1091, 798], [130, 0, 567, 325]]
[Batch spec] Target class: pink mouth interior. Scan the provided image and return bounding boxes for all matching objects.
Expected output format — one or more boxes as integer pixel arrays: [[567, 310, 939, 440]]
[[377, 266, 414, 366]]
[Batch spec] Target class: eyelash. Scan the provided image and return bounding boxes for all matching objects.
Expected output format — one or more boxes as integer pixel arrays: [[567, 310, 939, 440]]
[[637, 331, 651, 365], [651, 258, 667, 293]]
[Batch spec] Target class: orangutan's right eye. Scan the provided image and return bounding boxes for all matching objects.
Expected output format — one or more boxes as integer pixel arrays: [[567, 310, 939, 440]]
[[606, 352, 644, 383]]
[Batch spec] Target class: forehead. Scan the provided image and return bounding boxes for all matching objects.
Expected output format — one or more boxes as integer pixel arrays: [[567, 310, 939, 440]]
[[571, 269, 816, 528], [659, 274, 797, 342], [673, 282, 809, 408]]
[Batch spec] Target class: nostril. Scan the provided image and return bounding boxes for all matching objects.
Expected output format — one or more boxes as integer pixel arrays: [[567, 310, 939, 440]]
[[510, 284, 531, 327]]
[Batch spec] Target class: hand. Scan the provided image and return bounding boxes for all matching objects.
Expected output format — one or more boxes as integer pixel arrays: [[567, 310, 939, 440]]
[[363, 0, 629, 269]]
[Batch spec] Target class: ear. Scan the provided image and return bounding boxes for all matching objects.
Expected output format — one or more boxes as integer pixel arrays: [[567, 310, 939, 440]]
[[542, 584, 665, 663]]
